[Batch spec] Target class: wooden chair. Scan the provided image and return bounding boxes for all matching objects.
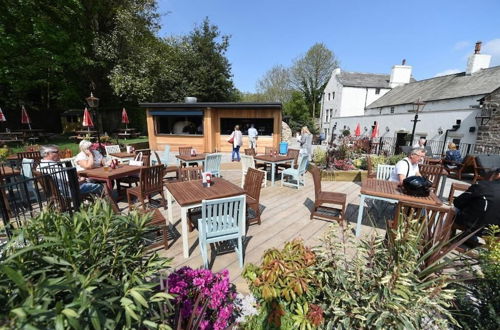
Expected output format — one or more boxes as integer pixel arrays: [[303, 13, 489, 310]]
[[177, 167, 203, 181], [152, 151, 178, 182], [240, 155, 266, 188], [152, 145, 170, 165], [244, 148, 256, 156], [118, 150, 151, 189], [278, 149, 300, 170], [448, 182, 470, 204], [376, 164, 395, 180], [472, 154, 500, 183], [204, 153, 222, 177], [17, 151, 42, 168], [281, 156, 308, 189], [418, 164, 444, 193], [309, 165, 346, 223], [244, 168, 265, 225], [445, 155, 475, 181], [391, 201, 458, 266], [265, 147, 277, 155], [366, 155, 375, 179], [178, 146, 198, 167], [197, 195, 246, 268], [126, 164, 166, 211], [104, 144, 121, 156]]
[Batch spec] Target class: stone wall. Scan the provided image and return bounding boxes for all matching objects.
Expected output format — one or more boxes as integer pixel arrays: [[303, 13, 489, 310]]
[[476, 88, 500, 147], [281, 121, 292, 142]]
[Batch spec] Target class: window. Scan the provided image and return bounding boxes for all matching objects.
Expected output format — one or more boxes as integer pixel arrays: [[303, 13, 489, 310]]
[[328, 93, 331, 101], [220, 118, 274, 136], [375, 88, 381, 95], [154, 111, 204, 135], [332, 92, 335, 100], [390, 107, 395, 114], [325, 109, 329, 122]]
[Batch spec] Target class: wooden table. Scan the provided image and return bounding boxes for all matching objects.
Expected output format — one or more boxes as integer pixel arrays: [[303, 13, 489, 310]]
[[356, 178, 442, 237], [254, 154, 296, 186], [0, 165, 20, 179], [109, 152, 135, 163], [165, 177, 246, 258], [77, 165, 142, 197], [176, 153, 206, 167]]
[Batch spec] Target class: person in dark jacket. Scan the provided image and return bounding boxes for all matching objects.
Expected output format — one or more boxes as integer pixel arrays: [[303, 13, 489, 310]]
[[453, 175, 500, 234]]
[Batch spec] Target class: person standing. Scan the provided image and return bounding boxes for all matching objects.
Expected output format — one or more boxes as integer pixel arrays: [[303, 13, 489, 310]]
[[299, 126, 313, 161], [229, 125, 243, 162], [389, 147, 425, 184], [248, 124, 258, 150]]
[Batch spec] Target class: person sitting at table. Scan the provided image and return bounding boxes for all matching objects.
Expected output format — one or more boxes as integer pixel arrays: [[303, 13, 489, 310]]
[[74, 140, 105, 172], [444, 142, 462, 168], [38, 144, 103, 195], [389, 147, 425, 184]]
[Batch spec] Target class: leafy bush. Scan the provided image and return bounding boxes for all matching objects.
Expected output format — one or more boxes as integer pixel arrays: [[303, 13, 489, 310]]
[[386, 153, 406, 165], [451, 225, 500, 329], [312, 148, 327, 167], [0, 200, 172, 329], [166, 267, 238, 330], [0, 147, 9, 161], [314, 221, 460, 329], [242, 239, 322, 329]]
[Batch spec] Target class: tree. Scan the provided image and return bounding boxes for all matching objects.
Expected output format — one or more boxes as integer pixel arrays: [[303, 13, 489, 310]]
[[256, 65, 292, 104], [283, 91, 316, 134], [291, 43, 339, 118]]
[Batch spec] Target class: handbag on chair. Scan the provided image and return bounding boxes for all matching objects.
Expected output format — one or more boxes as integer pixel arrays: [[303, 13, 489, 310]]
[[129, 152, 144, 166]]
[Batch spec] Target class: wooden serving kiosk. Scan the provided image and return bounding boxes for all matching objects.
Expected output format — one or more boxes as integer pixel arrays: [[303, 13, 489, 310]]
[[140, 102, 282, 154]]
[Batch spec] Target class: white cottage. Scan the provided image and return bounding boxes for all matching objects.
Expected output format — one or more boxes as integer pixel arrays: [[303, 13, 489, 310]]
[[319, 61, 413, 138], [330, 42, 500, 153]]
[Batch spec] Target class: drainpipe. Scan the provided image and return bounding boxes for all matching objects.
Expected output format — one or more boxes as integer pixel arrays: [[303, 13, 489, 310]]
[[440, 120, 461, 156]]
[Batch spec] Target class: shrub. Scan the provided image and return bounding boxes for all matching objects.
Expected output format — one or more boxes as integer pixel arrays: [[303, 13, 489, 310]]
[[166, 267, 238, 330], [312, 148, 327, 167], [314, 221, 460, 329], [451, 225, 500, 329], [242, 239, 322, 329], [386, 153, 406, 165], [0, 147, 9, 162], [0, 200, 172, 329]]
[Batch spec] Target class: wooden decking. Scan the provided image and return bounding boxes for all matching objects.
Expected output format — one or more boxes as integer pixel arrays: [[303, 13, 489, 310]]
[[151, 166, 372, 293]]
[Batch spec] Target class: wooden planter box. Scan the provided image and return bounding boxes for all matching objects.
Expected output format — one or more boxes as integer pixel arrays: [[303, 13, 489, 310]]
[[320, 169, 367, 182]]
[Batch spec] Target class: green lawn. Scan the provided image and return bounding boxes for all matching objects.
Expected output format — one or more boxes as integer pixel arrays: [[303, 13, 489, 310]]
[[8, 135, 149, 156]]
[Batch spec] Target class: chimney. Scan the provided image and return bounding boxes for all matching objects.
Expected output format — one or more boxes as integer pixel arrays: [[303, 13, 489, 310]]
[[466, 41, 491, 75], [389, 60, 412, 88]]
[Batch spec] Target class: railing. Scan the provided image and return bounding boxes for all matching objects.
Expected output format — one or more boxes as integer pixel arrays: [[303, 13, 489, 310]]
[[1, 165, 80, 240]]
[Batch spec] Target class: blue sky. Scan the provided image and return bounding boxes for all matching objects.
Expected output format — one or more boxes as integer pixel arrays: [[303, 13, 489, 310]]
[[157, 0, 500, 93]]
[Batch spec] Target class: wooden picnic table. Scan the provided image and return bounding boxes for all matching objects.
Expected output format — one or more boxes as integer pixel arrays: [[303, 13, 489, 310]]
[[356, 178, 443, 237], [77, 165, 143, 199], [165, 177, 246, 258], [176, 153, 207, 167], [254, 154, 296, 186], [0, 165, 21, 179], [109, 152, 134, 159]]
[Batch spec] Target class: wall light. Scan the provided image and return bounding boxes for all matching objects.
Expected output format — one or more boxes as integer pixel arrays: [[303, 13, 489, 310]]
[[385, 126, 390, 132], [437, 127, 444, 135]]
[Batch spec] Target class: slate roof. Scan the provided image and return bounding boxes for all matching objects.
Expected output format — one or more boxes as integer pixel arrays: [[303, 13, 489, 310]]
[[337, 72, 391, 88], [367, 65, 500, 109]]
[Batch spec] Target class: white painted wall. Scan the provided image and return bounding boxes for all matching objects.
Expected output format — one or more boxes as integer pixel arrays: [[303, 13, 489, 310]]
[[366, 95, 485, 115], [330, 108, 481, 146]]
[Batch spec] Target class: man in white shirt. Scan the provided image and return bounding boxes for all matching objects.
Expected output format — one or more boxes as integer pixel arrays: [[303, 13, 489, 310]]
[[389, 147, 425, 184], [247, 124, 258, 149]]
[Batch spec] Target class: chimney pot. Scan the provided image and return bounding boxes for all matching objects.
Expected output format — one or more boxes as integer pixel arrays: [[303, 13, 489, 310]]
[[402, 59, 406, 65], [475, 41, 482, 54]]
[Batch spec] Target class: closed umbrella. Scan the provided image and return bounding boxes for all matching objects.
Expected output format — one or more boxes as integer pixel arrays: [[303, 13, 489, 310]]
[[21, 105, 31, 130], [0, 108, 6, 122], [371, 122, 379, 139], [82, 107, 94, 131], [354, 123, 361, 137], [121, 107, 129, 129]]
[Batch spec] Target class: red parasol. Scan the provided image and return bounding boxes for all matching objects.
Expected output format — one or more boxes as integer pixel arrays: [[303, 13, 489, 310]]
[[0, 108, 6, 122], [21, 105, 31, 130], [371, 122, 379, 139], [354, 123, 361, 137], [121, 107, 129, 128], [82, 107, 94, 129]]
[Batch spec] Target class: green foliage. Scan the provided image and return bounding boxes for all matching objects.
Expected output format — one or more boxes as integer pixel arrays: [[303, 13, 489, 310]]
[[242, 239, 322, 329], [312, 148, 327, 167], [451, 225, 500, 330], [314, 220, 460, 329], [0, 147, 9, 161], [0, 200, 173, 329], [386, 153, 406, 165], [342, 129, 350, 136], [284, 92, 316, 134]]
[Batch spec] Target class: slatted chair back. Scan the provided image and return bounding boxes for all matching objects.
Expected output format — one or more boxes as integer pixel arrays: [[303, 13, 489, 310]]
[[297, 155, 309, 176], [139, 164, 164, 195], [265, 147, 276, 155], [154, 145, 170, 165], [376, 164, 395, 180], [310, 165, 322, 202], [418, 164, 443, 191], [244, 168, 265, 201], [391, 201, 457, 266], [177, 167, 203, 181], [153, 151, 162, 165], [25, 145, 40, 152], [17, 151, 42, 165], [241, 155, 255, 173], [204, 153, 222, 177], [244, 148, 256, 156], [179, 146, 192, 156], [287, 149, 300, 167], [199, 195, 246, 267], [366, 155, 375, 178], [104, 145, 121, 155], [61, 149, 73, 159]]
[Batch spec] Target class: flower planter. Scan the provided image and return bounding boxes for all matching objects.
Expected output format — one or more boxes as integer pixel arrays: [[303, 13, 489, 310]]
[[320, 169, 367, 182]]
